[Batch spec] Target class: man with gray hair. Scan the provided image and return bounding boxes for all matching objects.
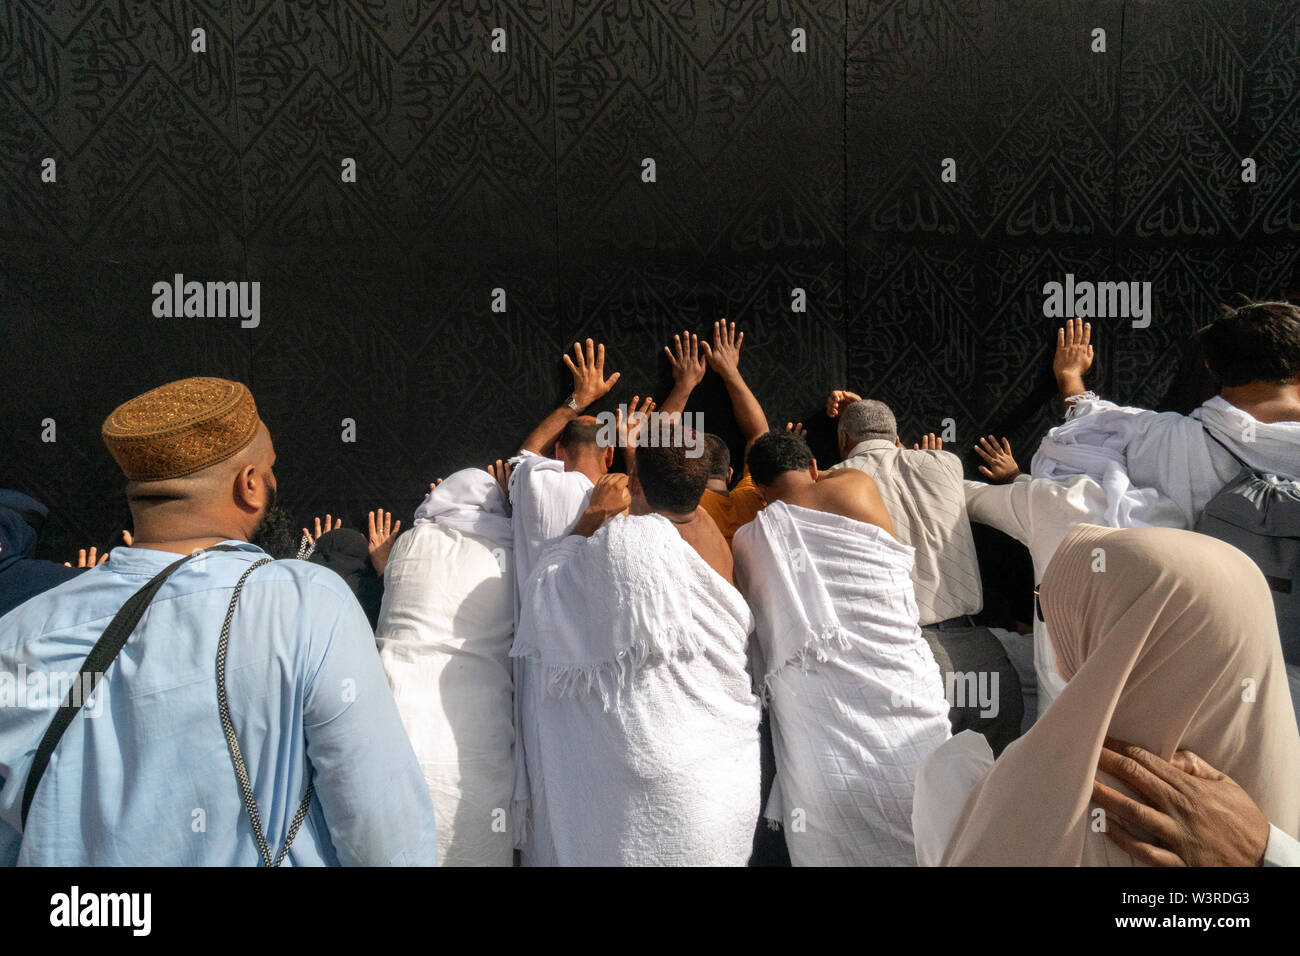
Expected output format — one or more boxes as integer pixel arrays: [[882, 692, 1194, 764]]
[[827, 392, 1023, 755]]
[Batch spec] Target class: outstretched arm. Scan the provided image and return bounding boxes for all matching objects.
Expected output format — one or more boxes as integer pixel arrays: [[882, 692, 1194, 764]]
[[521, 338, 621, 455], [659, 330, 707, 416], [703, 320, 768, 443], [973, 435, 1020, 483], [1053, 318, 1093, 412]]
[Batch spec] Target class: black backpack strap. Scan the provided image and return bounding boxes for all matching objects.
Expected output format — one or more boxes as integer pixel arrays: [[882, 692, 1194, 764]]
[[20, 544, 244, 830]]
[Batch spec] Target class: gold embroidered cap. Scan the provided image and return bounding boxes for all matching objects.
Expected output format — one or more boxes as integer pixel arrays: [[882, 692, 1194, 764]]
[[102, 377, 261, 481]]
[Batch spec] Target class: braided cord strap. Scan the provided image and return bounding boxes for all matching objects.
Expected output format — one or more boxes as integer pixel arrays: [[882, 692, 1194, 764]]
[[216, 557, 315, 867]]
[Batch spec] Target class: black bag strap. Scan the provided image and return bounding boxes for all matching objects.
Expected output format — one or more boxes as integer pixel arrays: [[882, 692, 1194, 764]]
[[21, 544, 243, 830]]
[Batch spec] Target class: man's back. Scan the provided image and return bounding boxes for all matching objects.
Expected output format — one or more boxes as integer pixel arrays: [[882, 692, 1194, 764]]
[[0, 543, 438, 866], [775, 468, 894, 534], [513, 514, 759, 865], [668, 507, 735, 584], [377, 522, 515, 866], [832, 440, 982, 626]]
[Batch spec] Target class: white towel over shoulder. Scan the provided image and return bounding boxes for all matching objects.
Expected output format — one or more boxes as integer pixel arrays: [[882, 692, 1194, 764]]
[[1031, 396, 1300, 526], [376, 519, 515, 867], [511, 513, 761, 866], [733, 501, 951, 866]]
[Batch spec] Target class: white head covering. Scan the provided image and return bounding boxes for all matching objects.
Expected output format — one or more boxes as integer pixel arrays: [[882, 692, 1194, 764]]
[[413, 468, 512, 549]]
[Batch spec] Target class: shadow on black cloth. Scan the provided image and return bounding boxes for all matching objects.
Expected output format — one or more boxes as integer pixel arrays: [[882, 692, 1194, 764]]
[[307, 528, 384, 631], [971, 523, 1035, 633]]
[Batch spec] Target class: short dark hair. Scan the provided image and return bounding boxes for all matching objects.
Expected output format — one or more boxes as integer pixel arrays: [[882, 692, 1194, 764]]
[[1203, 301, 1300, 387], [703, 434, 730, 480], [556, 418, 602, 452], [747, 430, 814, 486], [636, 434, 709, 512]]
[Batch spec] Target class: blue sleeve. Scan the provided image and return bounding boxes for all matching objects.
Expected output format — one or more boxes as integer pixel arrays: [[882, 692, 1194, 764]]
[[302, 585, 438, 865]]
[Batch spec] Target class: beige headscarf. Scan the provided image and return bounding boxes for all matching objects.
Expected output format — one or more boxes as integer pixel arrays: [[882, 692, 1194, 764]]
[[943, 523, 1300, 865]]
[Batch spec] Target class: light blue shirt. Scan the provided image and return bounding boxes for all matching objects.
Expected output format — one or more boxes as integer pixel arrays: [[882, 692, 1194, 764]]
[[0, 542, 437, 865]]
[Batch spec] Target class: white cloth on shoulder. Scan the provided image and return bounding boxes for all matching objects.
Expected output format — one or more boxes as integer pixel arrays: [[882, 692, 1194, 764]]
[[505, 450, 594, 854], [413, 467, 513, 549], [511, 512, 761, 866], [1031, 396, 1300, 526], [376, 474, 515, 866], [732, 500, 951, 866]]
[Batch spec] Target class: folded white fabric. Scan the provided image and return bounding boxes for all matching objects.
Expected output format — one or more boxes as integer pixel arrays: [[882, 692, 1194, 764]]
[[512, 513, 760, 866], [1031, 396, 1300, 525], [505, 451, 595, 855], [414, 467, 513, 549], [912, 730, 995, 867], [733, 501, 951, 866], [376, 511, 515, 866]]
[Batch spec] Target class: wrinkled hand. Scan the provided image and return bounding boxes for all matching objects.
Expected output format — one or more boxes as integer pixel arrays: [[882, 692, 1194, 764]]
[[367, 509, 401, 576], [785, 421, 807, 437], [303, 514, 343, 547], [825, 389, 861, 419], [664, 330, 707, 390], [974, 435, 1020, 482], [1054, 318, 1094, 380], [1091, 738, 1271, 867], [913, 433, 942, 451], [563, 338, 621, 409], [65, 546, 109, 568], [703, 319, 744, 378], [423, 479, 444, 500]]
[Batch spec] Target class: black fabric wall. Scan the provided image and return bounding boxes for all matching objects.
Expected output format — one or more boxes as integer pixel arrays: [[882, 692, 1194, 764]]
[[3, 1, 1299, 559]]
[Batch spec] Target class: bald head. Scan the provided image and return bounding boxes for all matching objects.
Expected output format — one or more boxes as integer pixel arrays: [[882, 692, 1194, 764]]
[[127, 421, 278, 545], [555, 414, 614, 483]]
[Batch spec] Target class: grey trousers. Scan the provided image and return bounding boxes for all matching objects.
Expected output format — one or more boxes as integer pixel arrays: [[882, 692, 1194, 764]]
[[921, 618, 1025, 757]]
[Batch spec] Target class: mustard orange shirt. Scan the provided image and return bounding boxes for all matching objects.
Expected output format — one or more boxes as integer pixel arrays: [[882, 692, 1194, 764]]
[[700, 468, 765, 545]]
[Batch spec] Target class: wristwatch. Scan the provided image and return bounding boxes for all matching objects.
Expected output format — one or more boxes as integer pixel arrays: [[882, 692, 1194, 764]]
[[565, 394, 580, 411]]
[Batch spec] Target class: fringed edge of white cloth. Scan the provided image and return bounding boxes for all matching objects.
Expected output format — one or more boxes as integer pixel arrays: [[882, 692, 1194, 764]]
[[537, 623, 706, 712], [758, 623, 856, 705]]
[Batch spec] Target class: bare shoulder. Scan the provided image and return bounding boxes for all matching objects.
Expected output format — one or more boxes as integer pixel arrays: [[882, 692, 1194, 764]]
[[674, 507, 734, 585], [817, 467, 875, 488], [802, 470, 894, 535]]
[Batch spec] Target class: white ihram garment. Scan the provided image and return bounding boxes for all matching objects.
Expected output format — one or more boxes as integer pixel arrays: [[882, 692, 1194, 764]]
[[505, 450, 593, 855], [511, 513, 760, 866], [376, 469, 515, 866], [1031, 395, 1300, 526], [732, 501, 951, 866]]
